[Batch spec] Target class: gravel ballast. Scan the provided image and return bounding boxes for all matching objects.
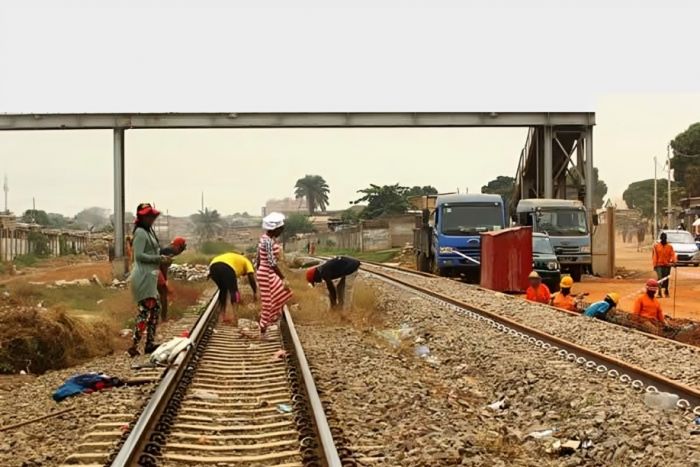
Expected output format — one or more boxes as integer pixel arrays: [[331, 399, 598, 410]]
[[298, 275, 700, 466], [363, 265, 700, 388]]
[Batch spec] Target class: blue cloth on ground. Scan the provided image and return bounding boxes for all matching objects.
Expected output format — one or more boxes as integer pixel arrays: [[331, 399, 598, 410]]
[[52, 372, 122, 402]]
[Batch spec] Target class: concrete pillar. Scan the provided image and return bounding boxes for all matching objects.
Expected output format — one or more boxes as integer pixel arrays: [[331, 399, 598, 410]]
[[113, 129, 127, 277], [543, 126, 553, 198], [585, 126, 594, 211]]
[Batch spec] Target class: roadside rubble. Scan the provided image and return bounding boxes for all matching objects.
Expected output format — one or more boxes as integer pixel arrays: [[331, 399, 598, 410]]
[[167, 263, 209, 282]]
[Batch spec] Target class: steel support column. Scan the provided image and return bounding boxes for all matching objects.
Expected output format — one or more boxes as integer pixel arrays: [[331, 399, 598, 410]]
[[585, 126, 594, 211], [113, 129, 125, 260], [543, 126, 553, 198]]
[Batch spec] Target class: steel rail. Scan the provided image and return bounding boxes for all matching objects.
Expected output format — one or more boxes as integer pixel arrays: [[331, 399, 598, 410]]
[[364, 267, 700, 411], [110, 291, 219, 467], [283, 306, 342, 467], [360, 261, 700, 353]]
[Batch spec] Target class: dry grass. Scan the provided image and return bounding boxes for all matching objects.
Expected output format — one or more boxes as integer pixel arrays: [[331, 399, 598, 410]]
[[0, 278, 207, 373]]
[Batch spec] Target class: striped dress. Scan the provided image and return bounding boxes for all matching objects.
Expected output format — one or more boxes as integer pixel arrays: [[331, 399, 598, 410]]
[[256, 234, 292, 332]]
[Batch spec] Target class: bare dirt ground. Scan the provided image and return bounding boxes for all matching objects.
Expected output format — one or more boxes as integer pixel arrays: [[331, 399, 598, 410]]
[[582, 239, 700, 321]]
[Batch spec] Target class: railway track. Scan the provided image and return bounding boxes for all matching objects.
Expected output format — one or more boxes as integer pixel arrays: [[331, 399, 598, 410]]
[[358, 261, 700, 416], [63, 291, 340, 467]]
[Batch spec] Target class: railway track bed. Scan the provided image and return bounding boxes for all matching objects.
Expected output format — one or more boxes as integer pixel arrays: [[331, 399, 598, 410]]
[[298, 274, 700, 465]]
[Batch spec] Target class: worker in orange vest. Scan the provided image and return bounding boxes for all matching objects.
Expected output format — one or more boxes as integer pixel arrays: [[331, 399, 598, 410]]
[[551, 276, 578, 312], [632, 279, 666, 325], [526, 271, 551, 304], [652, 232, 676, 297]]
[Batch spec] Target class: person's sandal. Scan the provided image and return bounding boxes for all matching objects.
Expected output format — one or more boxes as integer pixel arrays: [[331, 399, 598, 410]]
[[127, 346, 140, 358]]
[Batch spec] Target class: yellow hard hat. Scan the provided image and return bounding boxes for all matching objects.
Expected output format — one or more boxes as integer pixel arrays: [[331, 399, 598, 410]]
[[606, 292, 620, 305], [560, 276, 574, 288]]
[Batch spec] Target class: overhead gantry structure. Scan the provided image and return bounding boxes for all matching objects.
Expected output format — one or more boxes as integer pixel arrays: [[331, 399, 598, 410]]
[[0, 111, 595, 274]]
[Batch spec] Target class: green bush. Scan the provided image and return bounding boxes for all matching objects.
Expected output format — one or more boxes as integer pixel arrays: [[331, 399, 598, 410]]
[[28, 231, 51, 257], [200, 241, 238, 255], [14, 254, 39, 268]]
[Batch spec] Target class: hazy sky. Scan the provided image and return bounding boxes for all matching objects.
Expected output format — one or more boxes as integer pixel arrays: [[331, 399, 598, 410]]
[[2, 1, 700, 216]]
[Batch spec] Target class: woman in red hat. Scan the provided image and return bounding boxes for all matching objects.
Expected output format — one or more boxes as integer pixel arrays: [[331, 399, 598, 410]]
[[128, 203, 172, 357]]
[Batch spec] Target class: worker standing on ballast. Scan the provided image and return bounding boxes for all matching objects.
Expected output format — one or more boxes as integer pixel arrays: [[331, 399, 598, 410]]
[[652, 232, 676, 297], [632, 279, 666, 325], [525, 271, 551, 304], [551, 276, 577, 312], [306, 256, 361, 309]]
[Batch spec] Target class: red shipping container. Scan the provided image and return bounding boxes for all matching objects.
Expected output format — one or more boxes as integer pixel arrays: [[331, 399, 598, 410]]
[[480, 227, 532, 293]]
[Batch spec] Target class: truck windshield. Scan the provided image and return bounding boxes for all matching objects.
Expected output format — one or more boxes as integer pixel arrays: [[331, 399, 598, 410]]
[[533, 236, 555, 254], [441, 203, 503, 235], [536, 209, 588, 236]]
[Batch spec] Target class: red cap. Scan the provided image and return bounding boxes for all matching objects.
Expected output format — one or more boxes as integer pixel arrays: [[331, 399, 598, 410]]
[[646, 278, 659, 291], [306, 267, 317, 283], [172, 237, 186, 249], [136, 203, 160, 218]]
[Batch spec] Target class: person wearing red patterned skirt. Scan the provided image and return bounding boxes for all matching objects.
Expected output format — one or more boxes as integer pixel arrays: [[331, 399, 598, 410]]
[[256, 212, 293, 337]]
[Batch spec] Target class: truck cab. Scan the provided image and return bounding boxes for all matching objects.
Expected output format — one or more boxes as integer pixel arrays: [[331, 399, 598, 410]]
[[516, 199, 591, 281], [414, 194, 506, 278]]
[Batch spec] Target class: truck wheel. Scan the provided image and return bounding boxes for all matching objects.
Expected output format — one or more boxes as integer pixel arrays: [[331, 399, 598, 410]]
[[570, 266, 583, 282]]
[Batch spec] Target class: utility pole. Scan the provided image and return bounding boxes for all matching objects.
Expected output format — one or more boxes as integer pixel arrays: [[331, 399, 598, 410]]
[[201, 192, 204, 211], [2, 174, 8, 214], [653, 156, 658, 240], [667, 143, 672, 228]]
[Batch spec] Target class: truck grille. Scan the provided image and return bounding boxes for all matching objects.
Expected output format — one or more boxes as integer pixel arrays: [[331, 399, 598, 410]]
[[555, 246, 580, 255]]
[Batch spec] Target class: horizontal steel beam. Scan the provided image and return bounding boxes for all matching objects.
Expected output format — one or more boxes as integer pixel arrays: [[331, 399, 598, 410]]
[[0, 112, 595, 130]]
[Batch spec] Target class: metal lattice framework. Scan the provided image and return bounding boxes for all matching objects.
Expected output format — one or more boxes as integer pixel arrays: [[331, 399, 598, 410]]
[[0, 112, 595, 265]]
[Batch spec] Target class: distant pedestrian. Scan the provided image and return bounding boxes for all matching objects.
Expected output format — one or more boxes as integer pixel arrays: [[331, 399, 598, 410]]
[[306, 256, 361, 309], [128, 203, 171, 357], [632, 279, 666, 325], [583, 292, 620, 320], [309, 240, 316, 256], [636, 225, 645, 252], [158, 236, 187, 321], [209, 251, 258, 325], [652, 232, 676, 297], [256, 213, 292, 338], [525, 271, 551, 304]]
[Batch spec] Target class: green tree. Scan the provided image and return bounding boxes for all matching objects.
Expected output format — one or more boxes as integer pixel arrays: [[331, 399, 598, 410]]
[[340, 208, 361, 224], [21, 209, 50, 226], [622, 179, 685, 219], [354, 184, 410, 219], [294, 175, 330, 214], [670, 122, 700, 186], [481, 176, 515, 202], [75, 207, 110, 230], [28, 231, 51, 257], [405, 185, 438, 197], [283, 213, 315, 240], [190, 208, 225, 242]]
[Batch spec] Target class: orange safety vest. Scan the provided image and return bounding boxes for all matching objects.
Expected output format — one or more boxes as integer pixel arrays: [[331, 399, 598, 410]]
[[552, 292, 577, 312], [526, 284, 551, 304], [652, 243, 676, 267], [632, 294, 664, 322]]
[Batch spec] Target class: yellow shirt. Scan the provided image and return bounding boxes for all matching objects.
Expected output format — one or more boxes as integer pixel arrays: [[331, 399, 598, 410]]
[[210, 253, 254, 277]]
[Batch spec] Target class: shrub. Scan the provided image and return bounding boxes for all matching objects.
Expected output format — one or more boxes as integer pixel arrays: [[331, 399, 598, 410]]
[[14, 254, 39, 268], [28, 231, 51, 257], [200, 240, 238, 255]]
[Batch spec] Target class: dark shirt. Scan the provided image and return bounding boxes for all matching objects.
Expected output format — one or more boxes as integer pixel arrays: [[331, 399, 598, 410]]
[[316, 256, 360, 282]]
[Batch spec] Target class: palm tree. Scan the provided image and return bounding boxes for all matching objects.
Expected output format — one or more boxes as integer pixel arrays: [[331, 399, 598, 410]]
[[190, 208, 225, 242], [294, 175, 330, 215]]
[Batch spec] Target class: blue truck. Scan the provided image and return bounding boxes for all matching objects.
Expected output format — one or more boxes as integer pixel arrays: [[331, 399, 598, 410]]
[[413, 193, 507, 278]]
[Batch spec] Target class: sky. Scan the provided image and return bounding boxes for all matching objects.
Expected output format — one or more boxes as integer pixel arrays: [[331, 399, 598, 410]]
[[1, 1, 700, 216]]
